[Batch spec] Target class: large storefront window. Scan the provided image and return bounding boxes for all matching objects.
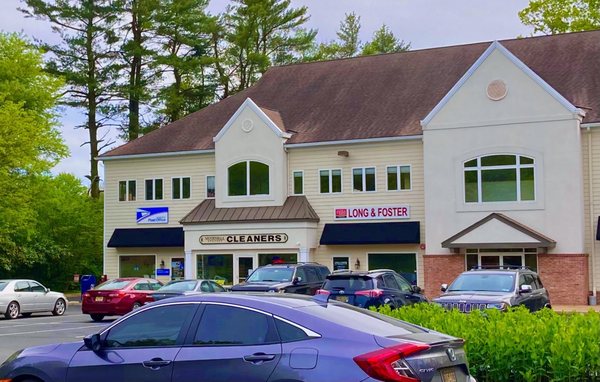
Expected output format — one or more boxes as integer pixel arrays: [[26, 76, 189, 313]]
[[464, 154, 535, 203], [228, 161, 269, 196], [197, 254, 233, 285], [368, 253, 417, 285], [465, 248, 538, 271], [258, 253, 297, 266], [120, 255, 155, 277]]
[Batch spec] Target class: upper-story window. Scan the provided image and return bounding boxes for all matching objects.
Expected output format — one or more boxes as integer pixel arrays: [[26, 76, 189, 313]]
[[464, 154, 535, 203], [387, 165, 411, 191], [352, 167, 376, 192], [145, 179, 163, 200], [206, 176, 215, 198], [320, 169, 342, 194], [293, 171, 303, 195], [172, 177, 191, 199], [119, 180, 136, 201], [228, 161, 269, 196]]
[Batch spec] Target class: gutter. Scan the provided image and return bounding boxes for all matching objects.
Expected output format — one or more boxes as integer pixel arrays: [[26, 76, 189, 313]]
[[587, 126, 597, 298]]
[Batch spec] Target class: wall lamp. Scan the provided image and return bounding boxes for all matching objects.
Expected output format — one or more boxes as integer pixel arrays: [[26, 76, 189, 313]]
[[160, 260, 165, 268], [354, 259, 361, 270], [337, 150, 349, 157]]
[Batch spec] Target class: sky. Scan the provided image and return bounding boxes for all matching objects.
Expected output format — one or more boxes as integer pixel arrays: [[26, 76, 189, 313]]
[[0, 0, 534, 186]]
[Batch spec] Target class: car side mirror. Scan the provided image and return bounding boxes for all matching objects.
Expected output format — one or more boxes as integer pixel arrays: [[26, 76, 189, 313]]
[[84, 333, 103, 353], [440, 283, 448, 292], [520, 284, 533, 293], [293, 277, 302, 285], [410, 285, 422, 294], [45, 287, 50, 293]]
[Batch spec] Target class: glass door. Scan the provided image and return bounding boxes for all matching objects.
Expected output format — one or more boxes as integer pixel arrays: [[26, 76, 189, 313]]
[[171, 258, 184, 280], [236, 254, 257, 284]]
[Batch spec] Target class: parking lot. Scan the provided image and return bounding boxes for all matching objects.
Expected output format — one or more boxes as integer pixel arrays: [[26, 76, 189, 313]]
[[0, 307, 109, 362]]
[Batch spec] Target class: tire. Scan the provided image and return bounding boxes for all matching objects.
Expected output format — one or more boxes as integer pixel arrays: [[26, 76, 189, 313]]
[[52, 299, 66, 316], [5, 301, 20, 319], [132, 302, 142, 310], [21, 313, 32, 318], [90, 314, 105, 322]]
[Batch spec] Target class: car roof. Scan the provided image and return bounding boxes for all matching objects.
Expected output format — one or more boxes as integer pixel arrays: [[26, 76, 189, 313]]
[[327, 269, 395, 277], [151, 292, 323, 309]]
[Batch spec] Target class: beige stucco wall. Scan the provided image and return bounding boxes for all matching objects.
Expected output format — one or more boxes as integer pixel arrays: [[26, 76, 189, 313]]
[[424, 46, 585, 255]]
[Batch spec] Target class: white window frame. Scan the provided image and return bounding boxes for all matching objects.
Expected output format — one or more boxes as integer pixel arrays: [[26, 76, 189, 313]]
[[227, 160, 270, 197], [464, 154, 535, 204], [352, 167, 377, 193], [144, 178, 164, 201], [292, 170, 304, 195], [118, 179, 137, 202], [206, 175, 215, 199], [318, 168, 343, 194], [386, 165, 412, 192], [171, 176, 192, 200]]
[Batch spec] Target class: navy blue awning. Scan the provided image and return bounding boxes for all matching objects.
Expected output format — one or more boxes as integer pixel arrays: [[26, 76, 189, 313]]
[[108, 227, 184, 248], [319, 222, 420, 245]]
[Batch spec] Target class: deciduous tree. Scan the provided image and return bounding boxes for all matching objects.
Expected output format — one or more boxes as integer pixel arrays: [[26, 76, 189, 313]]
[[519, 0, 600, 34]]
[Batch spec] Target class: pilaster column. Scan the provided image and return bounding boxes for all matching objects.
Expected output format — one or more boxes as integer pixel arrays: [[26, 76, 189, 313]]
[[184, 250, 194, 279], [299, 247, 309, 262]]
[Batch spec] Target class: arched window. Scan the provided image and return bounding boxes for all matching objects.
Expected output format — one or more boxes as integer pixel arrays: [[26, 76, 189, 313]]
[[228, 161, 269, 196], [464, 154, 534, 203]]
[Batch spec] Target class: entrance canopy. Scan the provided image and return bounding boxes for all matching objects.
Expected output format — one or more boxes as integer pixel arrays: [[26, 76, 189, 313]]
[[108, 227, 184, 247], [442, 213, 555, 249], [320, 222, 420, 245]]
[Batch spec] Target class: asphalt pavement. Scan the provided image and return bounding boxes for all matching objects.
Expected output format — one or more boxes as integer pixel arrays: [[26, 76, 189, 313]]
[[0, 306, 112, 362]]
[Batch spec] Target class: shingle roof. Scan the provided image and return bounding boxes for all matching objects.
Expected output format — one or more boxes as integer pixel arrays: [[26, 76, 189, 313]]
[[180, 196, 320, 224], [103, 30, 600, 158]]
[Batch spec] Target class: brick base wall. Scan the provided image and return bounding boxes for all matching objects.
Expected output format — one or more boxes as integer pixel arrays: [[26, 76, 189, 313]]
[[423, 255, 465, 300], [537, 253, 589, 306]]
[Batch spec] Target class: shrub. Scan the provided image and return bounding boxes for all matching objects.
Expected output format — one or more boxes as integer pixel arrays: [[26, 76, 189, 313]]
[[376, 303, 600, 382]]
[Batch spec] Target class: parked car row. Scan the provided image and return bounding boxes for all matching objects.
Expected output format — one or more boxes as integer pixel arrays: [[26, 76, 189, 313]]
[[0, 279, 68, 319]]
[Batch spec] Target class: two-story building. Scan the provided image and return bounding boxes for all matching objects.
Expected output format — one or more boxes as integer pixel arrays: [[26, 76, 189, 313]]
[[100, 30, 600, 305]]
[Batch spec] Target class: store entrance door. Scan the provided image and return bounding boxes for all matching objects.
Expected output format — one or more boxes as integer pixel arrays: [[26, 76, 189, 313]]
[[236, 255, 257, 284], [171, 258, 184, 280]]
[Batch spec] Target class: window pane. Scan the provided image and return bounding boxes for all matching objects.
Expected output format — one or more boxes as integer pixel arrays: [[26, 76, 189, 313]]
[[194, 305, 277, 346], [155, 179, 163, 200], [365, 168, 375, 191], [119, 255, 155, 278], [145, 180, 153, 200], [182, 177, 190, 199], [119, 181, 126, 201], [464, 159, 477, 168], [400, 166, 411, 190], [525, 253, 538, 272], [464, 170, 478, 203], [333, 257, 349, 271], [520, 168, 535, 201], [228, 162, 247, 196], [320, 170, 329, 193], [481, 155, 516, 167], [520, 156, 534, 165], [275, 318, 309, 342], [503, 256, 522, 267], [482, 169, 516, 202], [128, 180, 136, 201], [466, 254, 478, 270], [172, 178, 181, 199], [293, 171, 303, 195], [250, 161, 269, 195], [387, 167, 398, 191], [197, 254, 233, 285], [353, 168, 363, 191], [332, 169, 342, 193], [206, 176, 215, 198], [368, 253, 417, 285], [105, 305, 195, 348]]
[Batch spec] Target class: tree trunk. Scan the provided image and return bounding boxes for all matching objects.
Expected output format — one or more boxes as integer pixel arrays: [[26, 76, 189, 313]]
[[128, 0, 141, 141], [86, 0, 100, 199]]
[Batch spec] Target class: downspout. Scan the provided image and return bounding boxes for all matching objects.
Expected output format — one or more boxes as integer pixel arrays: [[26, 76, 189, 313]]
[[588, 127, 596, 298]]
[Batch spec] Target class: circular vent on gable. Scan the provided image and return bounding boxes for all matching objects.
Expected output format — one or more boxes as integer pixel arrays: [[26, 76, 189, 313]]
[[241, 119, 254, 133], [486, 80, 508, 101]]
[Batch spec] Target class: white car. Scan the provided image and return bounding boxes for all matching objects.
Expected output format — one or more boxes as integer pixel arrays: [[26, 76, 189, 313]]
[[0, 279, 68, 319]]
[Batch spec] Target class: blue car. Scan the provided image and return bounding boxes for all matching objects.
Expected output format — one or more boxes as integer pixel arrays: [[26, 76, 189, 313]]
[[0, 293, 476, 382]]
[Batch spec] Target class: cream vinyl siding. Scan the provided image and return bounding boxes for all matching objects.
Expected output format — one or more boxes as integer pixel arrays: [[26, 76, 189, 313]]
[[583, 128, 600, 291], [288, 140, 425, 286], [104, 154, 215, 278]]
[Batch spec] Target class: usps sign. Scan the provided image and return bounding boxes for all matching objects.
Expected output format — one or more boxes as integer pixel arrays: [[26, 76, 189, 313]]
[[334, 205, 410, 221], [137, 207, 169, 224]]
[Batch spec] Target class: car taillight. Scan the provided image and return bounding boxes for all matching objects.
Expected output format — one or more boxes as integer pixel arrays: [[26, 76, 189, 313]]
[[353, 342, 430, 382], [82, 293, 90, 298], [315, 289, 330, 296], [355, 289, 385, 298]]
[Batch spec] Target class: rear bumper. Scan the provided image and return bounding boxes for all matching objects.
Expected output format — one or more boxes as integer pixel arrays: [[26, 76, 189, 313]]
[[82, 302, 131, 315]]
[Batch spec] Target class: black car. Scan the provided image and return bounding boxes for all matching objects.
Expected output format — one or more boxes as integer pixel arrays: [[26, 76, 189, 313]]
[[230, 263, 330, 295], [317, 269, 428, 309], [433, 266, 551, 312]]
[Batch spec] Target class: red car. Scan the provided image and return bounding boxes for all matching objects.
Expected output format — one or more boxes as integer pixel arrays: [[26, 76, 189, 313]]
[[82, 278, 162, 321]]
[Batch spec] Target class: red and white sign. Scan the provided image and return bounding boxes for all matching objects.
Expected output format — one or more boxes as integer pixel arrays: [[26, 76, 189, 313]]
[[334, 205, 410, 221]]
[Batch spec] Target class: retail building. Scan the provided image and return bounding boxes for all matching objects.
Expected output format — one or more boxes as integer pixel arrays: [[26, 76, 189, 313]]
[[101, 31, 600, 305]]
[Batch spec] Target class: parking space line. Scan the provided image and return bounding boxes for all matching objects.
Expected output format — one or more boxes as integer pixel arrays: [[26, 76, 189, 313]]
[[0, 325, 103, 337]]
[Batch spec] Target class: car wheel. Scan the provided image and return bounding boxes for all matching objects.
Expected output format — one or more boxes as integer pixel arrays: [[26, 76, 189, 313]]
[[5, 301, 20, 319], [90, 314, 105, 322], [52, 298, 66, 316], [21, 313, 32, 318], [132, 302, 142, 310]]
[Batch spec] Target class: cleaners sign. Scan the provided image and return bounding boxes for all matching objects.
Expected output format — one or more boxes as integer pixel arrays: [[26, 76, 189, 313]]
[[200, 233, 289, 245], [136, 207, 169, 224], [334, 205, 410, 221]]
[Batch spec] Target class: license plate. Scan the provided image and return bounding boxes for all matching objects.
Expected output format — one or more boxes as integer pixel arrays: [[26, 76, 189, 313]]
[[335, 295, 349, 303], [440, 367, 457, 382], [95, 297, 103, 302]]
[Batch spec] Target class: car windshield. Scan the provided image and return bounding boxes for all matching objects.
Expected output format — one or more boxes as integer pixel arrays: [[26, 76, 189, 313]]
[[0, 281, 7, 291], [159, 281, 198, 292], [323, 277, 374, 292], [247, 268, 294, 282], [448, 273, 515, 292], [95, 280, 132, 290]]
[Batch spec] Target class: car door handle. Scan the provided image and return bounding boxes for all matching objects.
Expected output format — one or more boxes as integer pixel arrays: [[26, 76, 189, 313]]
[[142, 358, 172, 370], [243, 353, 276, 363]]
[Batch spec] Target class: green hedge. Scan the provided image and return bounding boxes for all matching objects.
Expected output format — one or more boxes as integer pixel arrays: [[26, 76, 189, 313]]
[[376, 304, 600, 382]]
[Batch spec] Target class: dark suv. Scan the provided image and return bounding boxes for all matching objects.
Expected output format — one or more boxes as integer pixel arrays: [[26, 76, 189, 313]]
[[317, 269, 428, 309], [433, 266, 551, 312], [230, 263, 330, 295]]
